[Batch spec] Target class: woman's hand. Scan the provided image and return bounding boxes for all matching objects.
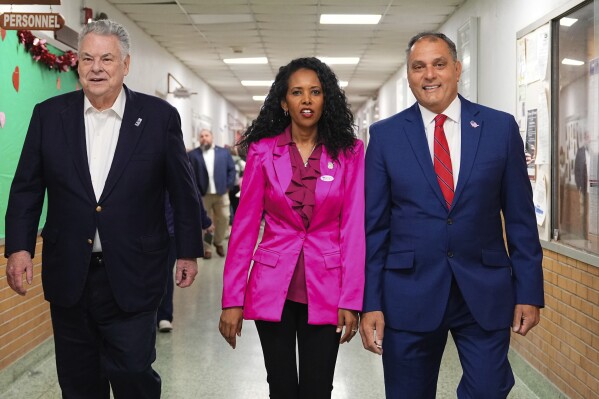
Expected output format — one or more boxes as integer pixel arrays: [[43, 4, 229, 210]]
[[337, 308, 359, 344], [219, 307, 244, 349]]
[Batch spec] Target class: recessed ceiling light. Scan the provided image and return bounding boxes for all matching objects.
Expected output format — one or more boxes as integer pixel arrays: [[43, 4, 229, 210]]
[[320, 14, 381, 25], [339, 81, 348, 87], [561, 58, 584, 66], [253, 95, 267, 101], [318, 57, 360, 65], [559, 17, 578, 27], [241, 80, 273, 86], [224, 57, 268, 65]]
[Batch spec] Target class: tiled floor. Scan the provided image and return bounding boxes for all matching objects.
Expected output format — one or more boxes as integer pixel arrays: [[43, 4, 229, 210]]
[[1, 249, 545, 398]]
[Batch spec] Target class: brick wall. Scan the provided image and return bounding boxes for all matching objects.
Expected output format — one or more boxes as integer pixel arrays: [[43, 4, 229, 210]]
[[511, 248, 599, 399], [0, 239, 53, 371]]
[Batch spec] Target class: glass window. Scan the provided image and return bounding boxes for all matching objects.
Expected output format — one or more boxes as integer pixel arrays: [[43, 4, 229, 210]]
[[555, 0, 599, 252]]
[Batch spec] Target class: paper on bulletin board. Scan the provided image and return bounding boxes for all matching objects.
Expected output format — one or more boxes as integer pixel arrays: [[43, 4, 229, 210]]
[[525, 35, 540, 84], [533, 172, 547, 226], [535, 90, 550, 164], [517, 39, 526, 86], [536, 24, 550, 82]]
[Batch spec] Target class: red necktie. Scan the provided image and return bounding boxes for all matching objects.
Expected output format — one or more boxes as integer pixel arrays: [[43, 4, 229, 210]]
[[434, 114, 454, 208]]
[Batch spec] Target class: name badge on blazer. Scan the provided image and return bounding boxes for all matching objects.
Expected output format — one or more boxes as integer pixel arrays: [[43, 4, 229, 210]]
[[321, 175, 334, 182]]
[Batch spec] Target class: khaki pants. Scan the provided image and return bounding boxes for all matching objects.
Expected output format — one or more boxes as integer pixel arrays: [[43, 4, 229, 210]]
[[202, 193, 230, 248]]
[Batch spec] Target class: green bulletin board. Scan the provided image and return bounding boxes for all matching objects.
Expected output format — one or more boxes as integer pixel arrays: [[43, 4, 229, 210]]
[[0, 29, 79, 239]]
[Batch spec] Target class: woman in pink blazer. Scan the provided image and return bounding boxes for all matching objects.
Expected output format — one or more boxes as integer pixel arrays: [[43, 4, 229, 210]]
[[219, 57, 365, 398]]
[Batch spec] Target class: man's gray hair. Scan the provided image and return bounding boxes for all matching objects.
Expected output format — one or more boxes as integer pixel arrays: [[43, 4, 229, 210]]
[[78, 19, 131, 59], [406, 32, 458, 61]]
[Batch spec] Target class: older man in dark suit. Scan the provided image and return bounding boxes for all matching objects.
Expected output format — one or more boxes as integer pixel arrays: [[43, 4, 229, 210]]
[[4, 20, 203, 399]]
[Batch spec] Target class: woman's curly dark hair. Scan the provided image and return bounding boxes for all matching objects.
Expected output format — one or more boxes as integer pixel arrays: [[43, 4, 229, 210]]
[[238, 57, 356, 160]]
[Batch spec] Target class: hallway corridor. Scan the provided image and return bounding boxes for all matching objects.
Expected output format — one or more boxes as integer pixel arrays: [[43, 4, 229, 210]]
[[2, 251, 547, 398]]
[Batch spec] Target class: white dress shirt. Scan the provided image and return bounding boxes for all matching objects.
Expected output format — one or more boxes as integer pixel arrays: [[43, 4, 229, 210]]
[[84, 88, 126, 252], [419, 96, 462, 188], [203, 145, 216, 194]]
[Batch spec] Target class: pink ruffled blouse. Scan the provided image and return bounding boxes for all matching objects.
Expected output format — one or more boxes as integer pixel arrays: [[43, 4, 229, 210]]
[[277, 129, 322, 304]]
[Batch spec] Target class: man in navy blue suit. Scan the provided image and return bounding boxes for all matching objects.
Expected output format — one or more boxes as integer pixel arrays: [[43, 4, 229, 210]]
[[188, 129, 235, 258], [360, 32, 544, 398], [5, 20, 203, 398]]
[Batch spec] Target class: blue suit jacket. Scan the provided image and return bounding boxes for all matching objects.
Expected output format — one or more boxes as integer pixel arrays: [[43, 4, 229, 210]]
[[364, 96, 544, 332], [5, 86, 204, 312], [188, 146, 236, 196]]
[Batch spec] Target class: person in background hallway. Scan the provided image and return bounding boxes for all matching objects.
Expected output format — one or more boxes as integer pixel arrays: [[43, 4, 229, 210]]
[[558, 146, 567, 225], [188, 129, 235, 258], [360, 32, 544, 399], [574, 130, 590, 240], [219, 57, 365, 399], [225, 144, 246, 227], [4, 20, 204, 399], [157, 192, 213, 332]]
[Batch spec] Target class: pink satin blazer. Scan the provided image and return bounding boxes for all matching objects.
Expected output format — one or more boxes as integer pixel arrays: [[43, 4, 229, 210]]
[[222, 130, 365, 325]]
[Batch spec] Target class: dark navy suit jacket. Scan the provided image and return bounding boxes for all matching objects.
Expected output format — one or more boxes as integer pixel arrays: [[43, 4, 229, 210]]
[[5, 86, 204, 312], [364, 95, 544, 332], [188, 146, 235, 196]]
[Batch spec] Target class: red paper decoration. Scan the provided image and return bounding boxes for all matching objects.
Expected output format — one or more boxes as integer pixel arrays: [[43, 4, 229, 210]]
[[16, 30, 77, 73], [13, 66, 19, 92], [0, 112, 6, 129], [1, 28, 6, 41]]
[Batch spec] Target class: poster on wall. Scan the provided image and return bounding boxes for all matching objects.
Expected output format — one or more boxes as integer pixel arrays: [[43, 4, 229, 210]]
[[516, 23, 550, 184], [525, 109, 537, 179]]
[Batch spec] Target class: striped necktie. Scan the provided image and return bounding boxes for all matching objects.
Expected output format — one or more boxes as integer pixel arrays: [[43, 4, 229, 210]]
[[434, 114, 454, 208]]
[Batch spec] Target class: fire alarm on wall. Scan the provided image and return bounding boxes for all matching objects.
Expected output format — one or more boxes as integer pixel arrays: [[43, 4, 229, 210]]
[[81, 7, 93, 24]]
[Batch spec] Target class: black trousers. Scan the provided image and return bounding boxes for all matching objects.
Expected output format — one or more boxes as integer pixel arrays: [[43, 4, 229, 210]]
[[50, 254, 161, 399], [255, 300, 341, 399], [157, 238, 177, 323]]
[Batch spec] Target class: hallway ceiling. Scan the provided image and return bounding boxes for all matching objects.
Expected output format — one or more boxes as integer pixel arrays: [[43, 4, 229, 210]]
[[107, 0, 465, 119]]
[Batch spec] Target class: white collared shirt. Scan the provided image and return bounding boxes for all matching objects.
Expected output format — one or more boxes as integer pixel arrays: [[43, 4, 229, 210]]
[[203, 145, 216, 194], [419, 96, 462, 188], [84, 88, 126, 252]]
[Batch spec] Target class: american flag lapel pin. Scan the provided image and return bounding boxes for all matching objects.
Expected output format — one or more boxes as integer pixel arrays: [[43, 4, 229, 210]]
[[135, 118, 142, 127], [470, 120, 479, 128]]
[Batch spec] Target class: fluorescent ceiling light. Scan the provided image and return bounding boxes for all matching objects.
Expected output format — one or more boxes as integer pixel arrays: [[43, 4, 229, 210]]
[[560, 17, 578, 27], [241, 80, 273, 87], [224, 57, 268, 64], [561, 58, 584, 66], [253, 95, 267, 101], [339, 81, 348, 87], [320, 14, 381, 24], [318, 57, 360, 65], [191, 14, 253, 24]]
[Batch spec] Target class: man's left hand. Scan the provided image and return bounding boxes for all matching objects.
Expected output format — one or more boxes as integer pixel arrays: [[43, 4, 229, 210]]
[[512, 304, 540, 336], [175, 258, 198, 288]]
